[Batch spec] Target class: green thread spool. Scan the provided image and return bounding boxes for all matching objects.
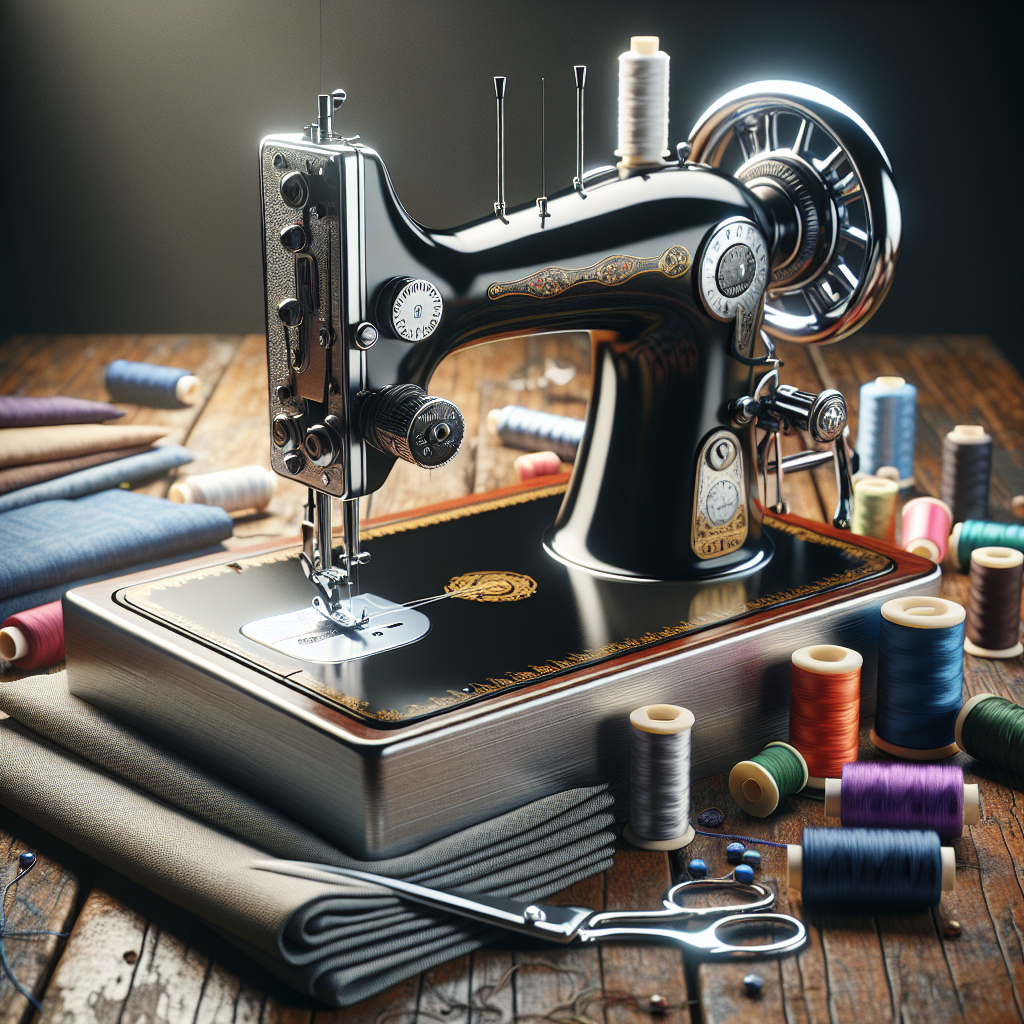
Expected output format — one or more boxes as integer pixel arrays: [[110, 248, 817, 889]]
[[852, 477, 899, 542], [950, 520, 1024, 571], [956, 694, 1024, 777], [729, 741, 809, 817]]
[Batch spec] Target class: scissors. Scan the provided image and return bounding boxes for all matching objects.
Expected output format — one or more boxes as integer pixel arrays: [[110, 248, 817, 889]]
[[281, 864, 806, 958]]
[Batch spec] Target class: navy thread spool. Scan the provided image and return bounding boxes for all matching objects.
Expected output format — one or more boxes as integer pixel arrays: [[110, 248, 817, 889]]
[[949, 519, 1024, 571], [106, 360, 201, 408], [486, 405, 584, 462], [823, 762, 981, 839], [625, 704, 696, 850], [857, 376, 917, 486], [871, 596, 966, 760], [963, 547, 1024, 659], [941, 425, 992, 525], [787, 828, 954, 910]]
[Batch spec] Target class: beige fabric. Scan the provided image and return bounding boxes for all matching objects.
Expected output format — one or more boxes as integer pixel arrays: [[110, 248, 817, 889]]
[[0, 672, 616, 1005], [0, 425, 168, 469], [0, 446, 152, 495]]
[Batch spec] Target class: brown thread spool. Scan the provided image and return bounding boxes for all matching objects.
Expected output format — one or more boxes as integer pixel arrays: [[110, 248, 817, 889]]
[[788, 645, 863, 788], [964, 546, 1024, 659]]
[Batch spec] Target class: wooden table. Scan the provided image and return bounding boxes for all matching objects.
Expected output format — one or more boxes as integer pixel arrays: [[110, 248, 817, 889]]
[[1, 332, 1022, 1024]]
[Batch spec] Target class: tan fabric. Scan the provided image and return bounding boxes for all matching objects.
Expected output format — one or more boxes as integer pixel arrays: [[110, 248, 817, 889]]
[[0, 445, 152, 495], [0, 672, 616, 1006], [0, 425, 169, 469]]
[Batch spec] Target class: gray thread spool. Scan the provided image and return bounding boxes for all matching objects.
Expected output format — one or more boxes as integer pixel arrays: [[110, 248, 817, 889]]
[[624, 704, 696, 850], [615, 36, 671, 170], [487, 406, 584, 462]]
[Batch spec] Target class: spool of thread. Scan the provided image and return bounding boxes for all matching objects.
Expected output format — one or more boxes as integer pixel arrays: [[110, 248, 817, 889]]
[[901, 496, 952, 563], [872, 596, 965, 759], [169, 465, 276, 515], [940, 425, 992, 524], [729, 741, 808, 817], [955, 694, 1024, 778], [106, 360, 201, 408], [0, 601, 65, 670], [857, 376, 917, 485], [486, 406, 583, 462], [615, 36, 670, 170], [1013, 496, 1024, 520], [625, 704, 696, 850], [963, 547, 1024, 658], [824, 762, 980, 839], [949, 520, 1024, 571], [787, 828, 954, 910], [788, 645, 862, 787], [514, 452, 563, 481], [875, 466, 901, 483], [852, 477, 898, 542]]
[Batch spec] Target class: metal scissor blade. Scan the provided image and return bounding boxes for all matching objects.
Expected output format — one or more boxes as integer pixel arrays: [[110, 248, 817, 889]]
[[316, 867, 594, 942]]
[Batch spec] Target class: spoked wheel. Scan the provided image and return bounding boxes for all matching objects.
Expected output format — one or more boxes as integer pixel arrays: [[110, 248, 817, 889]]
[[688, 82, 901, 345]]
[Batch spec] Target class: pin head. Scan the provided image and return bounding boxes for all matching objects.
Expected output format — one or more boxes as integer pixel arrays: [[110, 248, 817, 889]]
[[18, 851, 35, 870]]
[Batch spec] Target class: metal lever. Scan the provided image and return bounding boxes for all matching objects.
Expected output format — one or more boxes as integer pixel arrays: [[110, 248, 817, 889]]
[[316, 89, 347, 142], [573, 65, 587, 197], [537, 77, 550, 226], [494, 76, 509, 224]]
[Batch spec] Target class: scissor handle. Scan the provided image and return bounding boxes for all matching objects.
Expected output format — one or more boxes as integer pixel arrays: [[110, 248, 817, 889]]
[[579, 912, 806, 957], [584, 879, 774, 929]]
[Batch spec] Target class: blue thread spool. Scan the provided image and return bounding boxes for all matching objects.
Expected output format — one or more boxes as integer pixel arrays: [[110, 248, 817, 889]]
[[857, 377, 917, 486], [106, 360, 201, 408], [787, 828, 954, 910], [486, 405, 585, 462], [871, 596, 965, 760]]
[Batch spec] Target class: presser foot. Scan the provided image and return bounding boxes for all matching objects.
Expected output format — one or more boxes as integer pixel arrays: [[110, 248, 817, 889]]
[[312, 594, 370, 631]]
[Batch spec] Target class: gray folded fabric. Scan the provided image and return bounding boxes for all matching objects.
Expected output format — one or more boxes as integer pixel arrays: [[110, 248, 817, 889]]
[[0, 672, 615, 1005], [0, 445, 194, 513]]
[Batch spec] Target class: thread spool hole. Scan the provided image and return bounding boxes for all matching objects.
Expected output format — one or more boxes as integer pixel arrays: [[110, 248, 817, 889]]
[[742, 779, 764, 802], [907, 604, 942, 616], [910, 545, 934, 558], [807, 645, 848, 662], [647, 705, 682, 721]]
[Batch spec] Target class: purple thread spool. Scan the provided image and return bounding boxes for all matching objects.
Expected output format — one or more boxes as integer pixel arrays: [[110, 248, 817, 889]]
[[823, 762, 980, 839]]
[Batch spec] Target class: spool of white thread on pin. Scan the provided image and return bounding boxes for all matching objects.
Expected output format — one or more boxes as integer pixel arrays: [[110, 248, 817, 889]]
[[169, 465, 276, 514], [615, 36, 671, 172]]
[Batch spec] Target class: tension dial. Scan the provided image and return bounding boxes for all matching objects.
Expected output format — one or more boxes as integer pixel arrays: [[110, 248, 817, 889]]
[[699, 219, 768, 322], [387, 278, 444, 342]]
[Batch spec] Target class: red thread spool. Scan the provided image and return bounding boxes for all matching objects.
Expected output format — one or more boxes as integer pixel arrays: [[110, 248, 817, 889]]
[[0, 601, 65, 670], [788, 645, 863, 788], [515, 451, 562, 481]]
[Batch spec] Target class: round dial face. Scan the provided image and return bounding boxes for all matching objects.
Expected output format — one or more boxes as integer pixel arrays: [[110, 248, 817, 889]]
[[392, 280, 443, 341], [700, 220, 768, 321], [705, 479, 740, 525]]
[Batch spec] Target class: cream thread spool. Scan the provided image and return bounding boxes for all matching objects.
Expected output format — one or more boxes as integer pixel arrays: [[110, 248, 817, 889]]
[[169, 465, 276, 514], [902, 496, 952, 563], [624, 703, 696, 850], [852, 476, 899, 542]]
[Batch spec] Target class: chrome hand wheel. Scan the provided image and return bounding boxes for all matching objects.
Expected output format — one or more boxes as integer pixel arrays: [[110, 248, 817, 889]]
[[688, 81, 901, 345]]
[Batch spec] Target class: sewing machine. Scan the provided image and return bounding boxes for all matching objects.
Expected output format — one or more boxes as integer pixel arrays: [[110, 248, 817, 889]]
[[65, 40, 939, 857]]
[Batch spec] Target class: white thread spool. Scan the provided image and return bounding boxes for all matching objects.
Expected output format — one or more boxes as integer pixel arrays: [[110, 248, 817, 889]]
[[169, 465, 276, 514], [624, 703, 696, 850], [615, 36, 670, 171]]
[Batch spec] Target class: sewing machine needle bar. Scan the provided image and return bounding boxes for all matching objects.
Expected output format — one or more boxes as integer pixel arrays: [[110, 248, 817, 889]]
[[494, 76, 509, 223]]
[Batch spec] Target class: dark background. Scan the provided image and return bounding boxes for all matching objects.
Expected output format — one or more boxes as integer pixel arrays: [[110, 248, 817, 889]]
[[1, 0, 1020, 371]]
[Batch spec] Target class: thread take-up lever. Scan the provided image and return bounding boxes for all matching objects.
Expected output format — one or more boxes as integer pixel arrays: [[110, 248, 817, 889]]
[[573, 65, 587, 197], [494, 76, 509, 224]]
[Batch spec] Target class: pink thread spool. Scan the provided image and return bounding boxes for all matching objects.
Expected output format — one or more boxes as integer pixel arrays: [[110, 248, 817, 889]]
[[515, 451, 562, 481], [902, 497, 952, 563], [0, 601, 65, 670]]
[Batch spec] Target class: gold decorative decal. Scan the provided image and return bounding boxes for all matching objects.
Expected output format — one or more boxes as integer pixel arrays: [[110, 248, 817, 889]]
[[446, 571, 537, 603], [487, 245, 691, 300]]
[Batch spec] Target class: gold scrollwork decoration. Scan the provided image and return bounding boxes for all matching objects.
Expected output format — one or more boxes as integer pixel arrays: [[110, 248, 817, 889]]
[[487, 245, 691, 300], [445, 571, 537, 602]]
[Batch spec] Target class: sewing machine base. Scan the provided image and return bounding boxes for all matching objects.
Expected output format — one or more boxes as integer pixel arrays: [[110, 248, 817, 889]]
[[64, 479, 939, 859]]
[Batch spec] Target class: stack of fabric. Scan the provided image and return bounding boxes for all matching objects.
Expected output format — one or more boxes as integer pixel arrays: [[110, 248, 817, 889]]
[[0, 394, 234, 642], [0, 672, 616, 1005]]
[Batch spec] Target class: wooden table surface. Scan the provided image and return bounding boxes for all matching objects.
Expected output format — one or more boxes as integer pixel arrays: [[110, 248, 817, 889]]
[[1, 332, 1022, 1024]]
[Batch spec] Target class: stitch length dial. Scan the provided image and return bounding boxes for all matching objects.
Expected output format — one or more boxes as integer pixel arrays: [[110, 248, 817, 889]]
[[699, 220, 768, 322], [391, 279, 443, 341]]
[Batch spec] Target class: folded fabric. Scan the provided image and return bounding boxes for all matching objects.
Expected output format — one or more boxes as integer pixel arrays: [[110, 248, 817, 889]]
[[0, 445, 153, 496], [0, 445, 193, 513], [0, 489, 233, 602], [0, 672, 616, 1005], [0, 424, 169, 469], [0, 395, 124, 428]]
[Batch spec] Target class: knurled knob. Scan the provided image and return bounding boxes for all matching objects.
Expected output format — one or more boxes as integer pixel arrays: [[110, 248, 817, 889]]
[[358, 384, 464, 468]]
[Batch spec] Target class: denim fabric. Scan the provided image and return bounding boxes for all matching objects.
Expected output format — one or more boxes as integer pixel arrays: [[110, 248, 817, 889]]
[[0, 445, 194, 513], [0, 489, 233, 602]]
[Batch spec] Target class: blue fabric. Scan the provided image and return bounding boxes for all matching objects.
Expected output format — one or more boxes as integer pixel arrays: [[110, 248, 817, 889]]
[[0, 489, 233, 605], [0, 446, 194, 513]]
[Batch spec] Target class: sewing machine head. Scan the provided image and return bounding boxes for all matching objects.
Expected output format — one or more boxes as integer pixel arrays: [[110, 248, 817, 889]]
[[259, 36, 900, 622]]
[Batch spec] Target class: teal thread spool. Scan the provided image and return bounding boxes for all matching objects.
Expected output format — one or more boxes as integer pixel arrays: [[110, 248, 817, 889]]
[[955, 694, 1024, 777], [729, 741, 809, 817], [950, 520, 1024, 571]]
